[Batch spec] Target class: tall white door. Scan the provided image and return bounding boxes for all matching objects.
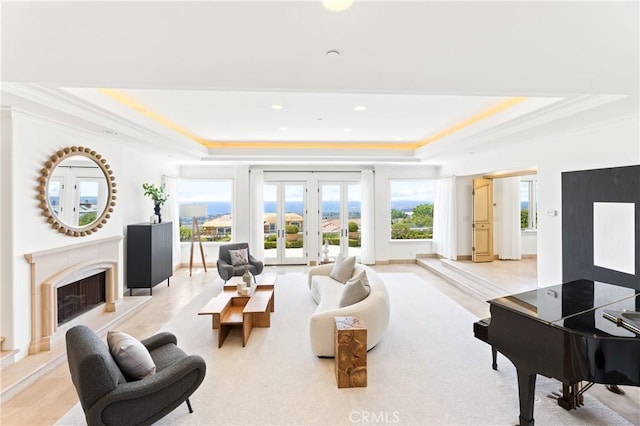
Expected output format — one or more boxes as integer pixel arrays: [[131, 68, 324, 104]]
[[319, 182, 362, 261], [263, 182, 307, 265]]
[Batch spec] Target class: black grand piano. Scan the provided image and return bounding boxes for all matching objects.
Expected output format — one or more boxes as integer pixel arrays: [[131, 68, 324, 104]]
[[474, 279, 640, 426]]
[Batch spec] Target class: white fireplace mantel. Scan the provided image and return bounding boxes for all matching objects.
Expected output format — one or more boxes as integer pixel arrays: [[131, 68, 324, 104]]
[[24, 236, 123, 354]]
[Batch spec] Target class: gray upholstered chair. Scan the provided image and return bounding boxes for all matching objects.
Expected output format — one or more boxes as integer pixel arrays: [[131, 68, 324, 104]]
[[65, 325, 206, 426], [216, 242, 264, 282]]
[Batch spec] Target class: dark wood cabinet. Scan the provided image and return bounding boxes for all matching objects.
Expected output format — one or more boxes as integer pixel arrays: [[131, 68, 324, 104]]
[[126, 222, 173, 295]]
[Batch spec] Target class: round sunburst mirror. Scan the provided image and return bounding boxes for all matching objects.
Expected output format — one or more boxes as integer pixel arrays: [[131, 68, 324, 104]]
[[37, 146, 117, 237]]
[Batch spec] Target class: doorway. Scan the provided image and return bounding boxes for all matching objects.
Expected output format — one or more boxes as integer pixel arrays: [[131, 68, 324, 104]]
[[263, 182, 308, 265], [318, 182, 362, 261]]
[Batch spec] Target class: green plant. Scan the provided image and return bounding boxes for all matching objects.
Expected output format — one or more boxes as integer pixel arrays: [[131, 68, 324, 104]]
[[285, 224, 299, 234], [142, 183, 168, 205], [179, 225, 191, 241], [78, 211, 97, 226], [348, 221, 359, 232]]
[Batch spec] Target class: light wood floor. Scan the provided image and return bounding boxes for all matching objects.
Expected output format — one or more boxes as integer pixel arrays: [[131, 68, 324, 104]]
[[1, 261, 638, 425]]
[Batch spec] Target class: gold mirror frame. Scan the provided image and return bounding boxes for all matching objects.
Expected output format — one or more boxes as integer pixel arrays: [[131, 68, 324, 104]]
[[37, 146, 117, 237]]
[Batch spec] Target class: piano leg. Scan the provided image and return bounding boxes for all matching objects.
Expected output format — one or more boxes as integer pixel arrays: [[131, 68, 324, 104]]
[[492, 346, 497, 370], [517, 369, 537, 426]]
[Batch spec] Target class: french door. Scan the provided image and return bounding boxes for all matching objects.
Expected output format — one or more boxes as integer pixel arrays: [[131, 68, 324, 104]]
[[319, 182, 361, 261], [472, 178, 494, 262], [263, 182, 308, 265]]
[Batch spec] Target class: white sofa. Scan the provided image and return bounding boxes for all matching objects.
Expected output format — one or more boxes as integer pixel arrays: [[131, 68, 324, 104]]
[[307, 263, 391, 357]]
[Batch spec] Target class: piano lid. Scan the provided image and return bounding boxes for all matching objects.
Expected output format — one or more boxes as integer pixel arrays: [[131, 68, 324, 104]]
[[489, 279, 640, 325], [552, 295, 640, 338]]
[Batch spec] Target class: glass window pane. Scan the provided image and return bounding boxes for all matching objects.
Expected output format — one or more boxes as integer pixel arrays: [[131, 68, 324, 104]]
[[520, 181, 530, 229], [389, 180, 435, 240], [177, 180, 233, 242]]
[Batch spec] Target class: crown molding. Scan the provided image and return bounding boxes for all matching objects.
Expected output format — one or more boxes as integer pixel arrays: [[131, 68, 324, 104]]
[[415, 94, 629, 159], [1, 83, 206, 160]]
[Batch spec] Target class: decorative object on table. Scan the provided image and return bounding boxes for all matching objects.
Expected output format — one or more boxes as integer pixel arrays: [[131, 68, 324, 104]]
[[180, 204, 208, 277], [142, 182, 168, 223], [242, 266, 252, 287], [323, 240, 330, 262]]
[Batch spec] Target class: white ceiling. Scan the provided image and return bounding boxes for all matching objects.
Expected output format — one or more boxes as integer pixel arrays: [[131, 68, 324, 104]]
[[2, 1, 638, 165]]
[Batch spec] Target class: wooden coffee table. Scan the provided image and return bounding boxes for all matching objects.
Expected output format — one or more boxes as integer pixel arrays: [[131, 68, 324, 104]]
[[198, 274, 276, 347]]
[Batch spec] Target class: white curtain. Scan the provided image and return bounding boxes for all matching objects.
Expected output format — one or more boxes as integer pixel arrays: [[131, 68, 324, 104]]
[[496, 177, 522, 260], [162, 175, 181, 268], [433, 176, 457, 260], [360, 170, 375, 264], [249, 169, 265, 261]]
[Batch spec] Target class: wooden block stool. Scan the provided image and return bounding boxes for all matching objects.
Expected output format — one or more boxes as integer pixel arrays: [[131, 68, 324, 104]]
[[334, 316, 367, 388]]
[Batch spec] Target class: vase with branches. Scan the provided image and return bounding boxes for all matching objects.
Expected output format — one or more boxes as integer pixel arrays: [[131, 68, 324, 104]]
[[143, 183, 168, 223]]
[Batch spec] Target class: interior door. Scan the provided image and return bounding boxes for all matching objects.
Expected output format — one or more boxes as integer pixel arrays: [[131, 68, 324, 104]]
[[263, 182, 307, 265], [472, 178, 494, 262], [319, 182, 361, 261]]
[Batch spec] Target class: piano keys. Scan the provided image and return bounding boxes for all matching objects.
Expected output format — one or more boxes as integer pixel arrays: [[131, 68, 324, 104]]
[[474, 279, 640, 426]]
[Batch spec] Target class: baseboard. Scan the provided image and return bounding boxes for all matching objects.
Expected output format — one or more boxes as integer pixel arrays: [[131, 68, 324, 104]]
[[416, 253, 437, 259], [454, 254, 536, 261], [386, 259, 418, 264]]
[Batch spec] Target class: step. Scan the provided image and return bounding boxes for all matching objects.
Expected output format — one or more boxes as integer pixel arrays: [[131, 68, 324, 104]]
[[1, 349, 20, 369], [439, 259, 511, 296], [1, 295, 152, 403], [417, 258, 508, 302]]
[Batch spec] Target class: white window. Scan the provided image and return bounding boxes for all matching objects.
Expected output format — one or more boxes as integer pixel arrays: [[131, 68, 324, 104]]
[[177, 180, 233, 242], [520, 178, 538, 230], [389, 180, 435, 240]]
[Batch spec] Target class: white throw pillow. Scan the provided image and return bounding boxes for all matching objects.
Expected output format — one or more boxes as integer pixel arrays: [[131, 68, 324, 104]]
[[229, 248, 249, 266], [348, 270, 370, 288], [107, 331, 156, 380], [329, 254, 356, 283], [339, 274, 371, 307]]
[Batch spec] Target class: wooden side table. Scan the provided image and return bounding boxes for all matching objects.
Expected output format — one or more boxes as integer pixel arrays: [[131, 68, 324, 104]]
[[334, 316, 367, 388]]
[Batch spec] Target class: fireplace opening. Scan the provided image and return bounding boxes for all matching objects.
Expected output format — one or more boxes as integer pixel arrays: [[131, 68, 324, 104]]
[[57, 272, 106, 325]]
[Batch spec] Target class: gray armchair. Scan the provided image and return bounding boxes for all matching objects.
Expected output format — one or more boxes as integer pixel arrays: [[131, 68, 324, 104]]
[[217, 242, 264, 282], [66, 325, 206, 426]]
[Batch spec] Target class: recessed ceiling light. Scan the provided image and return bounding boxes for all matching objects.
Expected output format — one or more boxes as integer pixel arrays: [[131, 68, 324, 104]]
[[271, 104, 283, 110], [279, 127, 288, 131], [322, 0, 354, 12], [354, 105, 366, 111], [326, 49, 340, 57], [343, 128, 352, 132]]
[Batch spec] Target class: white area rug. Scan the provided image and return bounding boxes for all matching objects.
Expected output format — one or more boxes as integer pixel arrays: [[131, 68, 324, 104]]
[[58, 272, 631, 425]]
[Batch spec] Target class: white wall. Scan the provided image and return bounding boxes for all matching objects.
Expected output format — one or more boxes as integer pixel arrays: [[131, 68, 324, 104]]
[[1, 110, 179, 361], [442, 116, 640, 286]]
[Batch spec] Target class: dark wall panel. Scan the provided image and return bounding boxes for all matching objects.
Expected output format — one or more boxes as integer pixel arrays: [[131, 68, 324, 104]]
[[562, 165, 640, 290]]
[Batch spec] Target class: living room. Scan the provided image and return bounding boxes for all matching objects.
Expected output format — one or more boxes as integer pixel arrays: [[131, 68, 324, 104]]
[[1, 1, 639, 425]]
